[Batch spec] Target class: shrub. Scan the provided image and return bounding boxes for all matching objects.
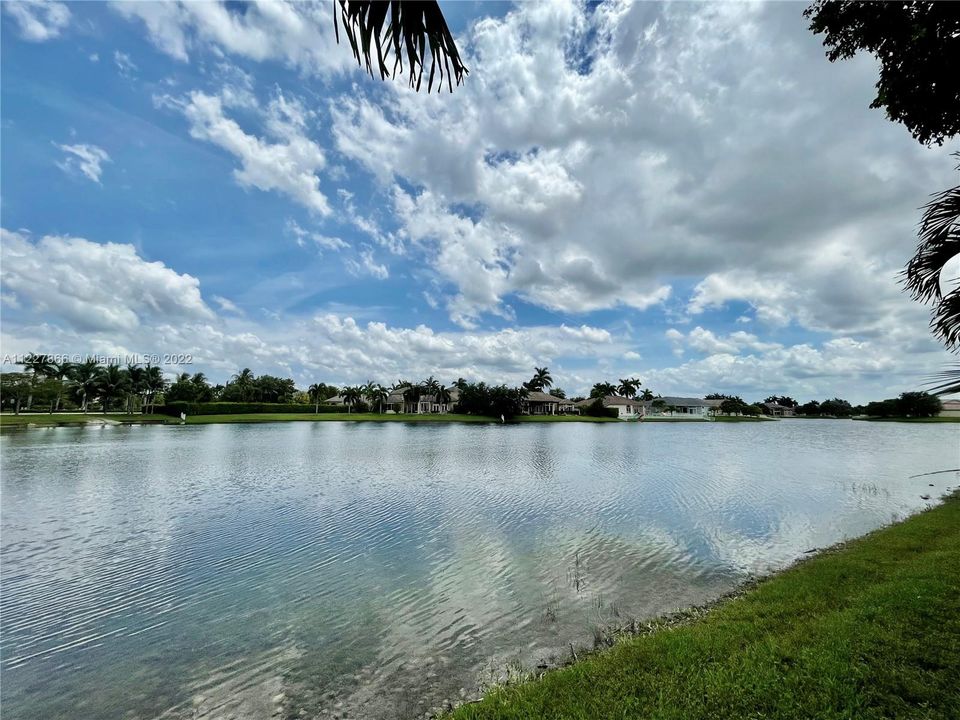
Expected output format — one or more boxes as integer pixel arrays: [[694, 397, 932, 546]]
[[159, 402, 347, 417], [583, 398, 619, 419]]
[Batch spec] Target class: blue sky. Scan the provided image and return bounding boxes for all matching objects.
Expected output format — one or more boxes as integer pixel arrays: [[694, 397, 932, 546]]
[[1, 0, 957, 403]]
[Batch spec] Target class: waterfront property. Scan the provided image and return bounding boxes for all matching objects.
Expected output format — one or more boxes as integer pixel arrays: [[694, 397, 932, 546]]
[[939, 399, 960, 418], [642, 396, 718, 418], [763, 401, 797, 417], [575, 394, 644, 419]]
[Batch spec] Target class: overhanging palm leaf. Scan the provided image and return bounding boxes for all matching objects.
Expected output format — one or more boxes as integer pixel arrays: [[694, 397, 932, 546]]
[[925, 364, 960, 396], [334, 0, 467, 92], [904, 154, 960, 348]]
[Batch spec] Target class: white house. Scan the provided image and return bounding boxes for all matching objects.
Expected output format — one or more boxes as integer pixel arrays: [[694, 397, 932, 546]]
[[643, 396, 714, 418]]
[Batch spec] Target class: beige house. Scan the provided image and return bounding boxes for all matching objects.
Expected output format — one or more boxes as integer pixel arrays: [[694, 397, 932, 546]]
[[939, 399, 960, 418], [523, 390, 576, 415]]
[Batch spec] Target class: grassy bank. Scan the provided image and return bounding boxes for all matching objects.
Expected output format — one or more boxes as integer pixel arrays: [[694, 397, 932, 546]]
[[450, 492, 960, 720], [712, 415, 775, 422], [853, 416, 960, 423]]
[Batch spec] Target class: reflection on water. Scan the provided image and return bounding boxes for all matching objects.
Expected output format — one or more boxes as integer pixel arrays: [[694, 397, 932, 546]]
[[1, 420, 957, 719]]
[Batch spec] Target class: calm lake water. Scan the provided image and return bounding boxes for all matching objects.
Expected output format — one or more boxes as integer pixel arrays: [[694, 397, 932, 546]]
[[1, 420, 957, 719]]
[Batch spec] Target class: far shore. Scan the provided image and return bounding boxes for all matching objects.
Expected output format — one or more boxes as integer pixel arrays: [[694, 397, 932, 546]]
[[2, 412, 957, 429]]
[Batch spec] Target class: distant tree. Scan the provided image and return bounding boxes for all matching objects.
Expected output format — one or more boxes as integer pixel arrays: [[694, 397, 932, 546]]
[[590, 382, 617, 399], [764, 395, 799, 408], [230, 368, 256, 402], [0, 372, 33, 414], [719, 397, 747, 415], [308, 383, 339, 413], [166, 373, 198, 402], [548, 387, 566, 399], [897, 391, 943, 418], [819, 398, 854, 417], [617, 377, 641, 398], [48, 361, 75, 413], [805, 1, 960, 146], [97, 365, 129, 414], [125, 364, 145, 414], [798, 400, 822, 416], [527, 367, 553, 391], [342, 386, 364, 413], [143, 365, 166, 413], [640, 389, 654, 402], [651, 398, 667, 413], [191, 373, 214, 403], [19, 353, 54, 410], [705, 393, 732, 400], [365, 382, 389, 413], [743, 404, 763, 417], [71, 359, 101, 414]]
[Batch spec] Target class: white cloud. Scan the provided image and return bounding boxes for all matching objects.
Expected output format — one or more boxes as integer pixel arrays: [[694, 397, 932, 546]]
[[113, 50, 137, 77], [345, 247, 388, 280], [3, 0, 70, 42], [328, 0, 953, 341], [0, 229, 214, 333], [157, 89, 330, 214], [54, 143, 111, 183], [111, 0, 351, 75], [285, 219, 347, 253], [212, 295, 243, 315]]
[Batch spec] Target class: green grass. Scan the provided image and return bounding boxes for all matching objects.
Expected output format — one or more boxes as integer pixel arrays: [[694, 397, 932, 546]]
[[0, 413, 170, 427], [711, 415, 775, 422], [853, 416, 960, 423], [450, 493, 960, 720], [180, 413, 620, 425]]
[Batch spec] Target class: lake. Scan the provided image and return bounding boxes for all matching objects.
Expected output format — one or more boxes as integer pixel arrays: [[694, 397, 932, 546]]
[[1, 420, 957, 719]]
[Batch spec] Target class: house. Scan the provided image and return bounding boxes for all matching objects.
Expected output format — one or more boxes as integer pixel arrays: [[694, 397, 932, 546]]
[[762, 402, 796, 417], [643, 396, 714, 418], [939, 399, 960, 418], [523, 390, 573, 415], [386, 385, 460, 414], [575, 395, 643, 419]]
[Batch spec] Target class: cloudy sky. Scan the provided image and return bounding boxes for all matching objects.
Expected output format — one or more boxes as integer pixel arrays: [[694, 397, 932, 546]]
[[1, 0, 957, 403]]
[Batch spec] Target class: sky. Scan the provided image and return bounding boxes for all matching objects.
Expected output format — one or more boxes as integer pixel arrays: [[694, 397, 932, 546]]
[[1, 0, 957, 404]]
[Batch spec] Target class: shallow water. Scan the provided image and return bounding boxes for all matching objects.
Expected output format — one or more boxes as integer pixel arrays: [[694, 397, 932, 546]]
[[1, 420, 957, 719]]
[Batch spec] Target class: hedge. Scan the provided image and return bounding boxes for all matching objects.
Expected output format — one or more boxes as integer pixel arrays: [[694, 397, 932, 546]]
[[159, 402, 347, 417]]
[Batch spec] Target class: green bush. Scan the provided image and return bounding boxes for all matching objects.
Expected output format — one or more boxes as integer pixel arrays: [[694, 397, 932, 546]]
[[583, 398, 619, 419], [159, 402, 347, 417]]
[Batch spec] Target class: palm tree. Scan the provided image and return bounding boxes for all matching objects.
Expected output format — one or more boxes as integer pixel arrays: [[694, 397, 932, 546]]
[[640, 389, 655, 402], [126, 364, 146, 414], [97, 365, 129, 414], [366, 383, 389, 413], [142, 365, 166, 414], [905, 159, 959, 347], [529, 367, 553, 391], [342, 386, 364, 414], [49, 361, 75, 413], [617, 378, 641, 398], [71, 359, 100, 413], [591, 382, 617, 399], [308, 383, 325, 413], [401, 383, 420, 413], [20, 353, 54, 410], [334, 0, 467, 93], [436, 385, 452, 412], [232, 368, 256, 402]]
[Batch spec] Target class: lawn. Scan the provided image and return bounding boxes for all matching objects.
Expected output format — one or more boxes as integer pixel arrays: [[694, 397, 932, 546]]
[[449, 492, 960, 720], [853, 416, 960, 424]]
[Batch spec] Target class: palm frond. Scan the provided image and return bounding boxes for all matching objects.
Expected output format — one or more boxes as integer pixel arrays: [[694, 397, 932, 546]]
[[903, 153, 960, 348], [334, 0, 467, 92], [924, 364, 960, 396]]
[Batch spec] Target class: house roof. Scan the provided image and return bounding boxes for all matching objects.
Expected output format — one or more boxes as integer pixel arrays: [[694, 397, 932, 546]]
[[525, 390, 563, 403], [575, 395, 635, 407], [644, 396, 712, 408]]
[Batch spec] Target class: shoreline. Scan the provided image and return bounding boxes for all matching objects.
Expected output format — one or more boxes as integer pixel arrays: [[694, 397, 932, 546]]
[[444, 490, 960, 719], [3, 412, 957, 430]]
